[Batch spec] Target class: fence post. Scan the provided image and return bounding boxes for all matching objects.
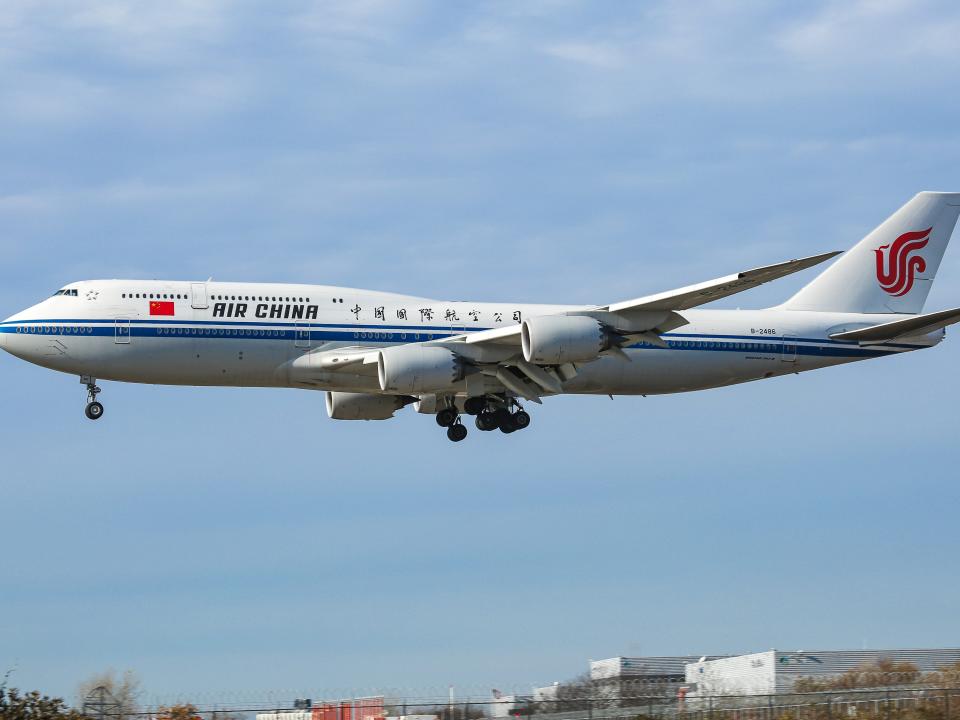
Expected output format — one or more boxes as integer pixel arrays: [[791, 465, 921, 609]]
[[588, 694, 593, 720], [946, 690, 950, 720]]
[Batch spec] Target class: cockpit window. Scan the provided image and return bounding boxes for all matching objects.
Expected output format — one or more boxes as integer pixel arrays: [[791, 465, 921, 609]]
[[52, 289, 78, 297]]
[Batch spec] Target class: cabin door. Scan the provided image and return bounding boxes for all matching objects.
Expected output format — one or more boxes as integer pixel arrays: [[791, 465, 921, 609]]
[[294, 322, 311, 349], [781, 336, 798, 363], [190, 283, 209, 310]]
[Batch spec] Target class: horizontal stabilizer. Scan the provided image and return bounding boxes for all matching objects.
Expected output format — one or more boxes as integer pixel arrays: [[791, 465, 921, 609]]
[[829, 307, 960, 343]]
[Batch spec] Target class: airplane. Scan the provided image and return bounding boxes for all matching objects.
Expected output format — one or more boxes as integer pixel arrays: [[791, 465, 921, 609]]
[[2, 191, 960, 442]]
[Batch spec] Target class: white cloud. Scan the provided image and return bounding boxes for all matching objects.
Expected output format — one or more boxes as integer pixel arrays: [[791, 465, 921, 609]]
[[778, 0, 960, 64], [0, 0, 231, 67], [543, 41, 624, 69], [291, 0, 428, 47]]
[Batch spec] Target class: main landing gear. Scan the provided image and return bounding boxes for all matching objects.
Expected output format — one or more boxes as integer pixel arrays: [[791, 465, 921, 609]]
[[435, 396, 532, 442], [475, 406, 530, 434], [470, 395, 531, 434], [82, 376, 104, 420]]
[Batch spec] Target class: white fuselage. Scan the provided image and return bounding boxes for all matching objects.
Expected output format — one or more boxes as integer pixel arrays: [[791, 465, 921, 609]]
[[0, 279, 941, 397]]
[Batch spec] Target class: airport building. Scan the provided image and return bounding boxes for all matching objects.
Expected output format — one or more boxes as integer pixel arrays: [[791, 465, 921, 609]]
[[685, 648, 960, 696], [257, 697, 387, 720], [489, 694, 529, 718], [589, 655, 731, 699], [591, 656, 710, 683]]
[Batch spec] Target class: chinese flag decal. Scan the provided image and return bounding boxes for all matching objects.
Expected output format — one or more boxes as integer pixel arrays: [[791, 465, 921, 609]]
[[149, 301, 175, 316]]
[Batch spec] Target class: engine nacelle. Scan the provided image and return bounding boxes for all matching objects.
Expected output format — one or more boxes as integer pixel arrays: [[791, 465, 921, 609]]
[[377, 345, 462, 394], [521, 315, 608, 364], [325, 391, 406, 421]]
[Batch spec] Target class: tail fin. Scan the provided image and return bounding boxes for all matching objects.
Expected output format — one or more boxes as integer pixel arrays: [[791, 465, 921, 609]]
[[782, 192, 960, 314]]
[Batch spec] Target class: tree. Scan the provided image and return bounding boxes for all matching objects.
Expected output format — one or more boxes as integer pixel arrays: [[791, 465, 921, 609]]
[[794, 659, 920, 692], [76, 671, 140, 720], [925, 661, 960, 688], [0, 686, 88, 720], [155, 705, 202, 720], [533, 673, 594, 713]]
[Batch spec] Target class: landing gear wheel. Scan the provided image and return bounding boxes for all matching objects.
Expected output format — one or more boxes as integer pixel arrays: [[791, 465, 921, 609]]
[[512, 410, 531, 430], [447, 423, 468, 442], [436, 407, 457, 427], [463, 397, 486, 416], [498, 410, 516, 434], [82, 377, 103, 421], [476, 412, 498, 431]]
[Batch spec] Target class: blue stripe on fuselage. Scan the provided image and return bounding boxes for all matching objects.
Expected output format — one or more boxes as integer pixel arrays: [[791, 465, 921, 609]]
[[0, 318, 922, 359]]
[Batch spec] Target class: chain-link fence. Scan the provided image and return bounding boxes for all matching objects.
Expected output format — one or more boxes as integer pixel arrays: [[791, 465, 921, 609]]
[[81, 683, 960, 720], [526, 686, 960, 720]]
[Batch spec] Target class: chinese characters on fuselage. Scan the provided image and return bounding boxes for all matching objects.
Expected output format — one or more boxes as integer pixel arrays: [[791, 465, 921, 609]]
[[211, 302, 524, 325]]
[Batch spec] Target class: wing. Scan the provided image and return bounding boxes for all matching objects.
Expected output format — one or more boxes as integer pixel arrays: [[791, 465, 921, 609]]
[[443, 250, 840, 400], [458, 250, 840, 351], [601, 251, 840, 313], [463, 324, 522, 346]]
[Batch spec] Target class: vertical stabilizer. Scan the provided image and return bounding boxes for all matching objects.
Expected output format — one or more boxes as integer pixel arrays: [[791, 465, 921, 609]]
[[782, 192, 960, 314]]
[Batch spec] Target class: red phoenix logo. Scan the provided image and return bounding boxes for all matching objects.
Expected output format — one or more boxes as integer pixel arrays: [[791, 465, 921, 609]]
[[874, 227, 931, 296]]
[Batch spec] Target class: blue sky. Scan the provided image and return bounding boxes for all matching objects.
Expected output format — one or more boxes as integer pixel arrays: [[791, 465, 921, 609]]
[[2, 0, 960, 707]]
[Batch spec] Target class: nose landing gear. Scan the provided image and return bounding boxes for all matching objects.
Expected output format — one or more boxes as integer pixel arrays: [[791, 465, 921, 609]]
[[82, 376, 104, 420]]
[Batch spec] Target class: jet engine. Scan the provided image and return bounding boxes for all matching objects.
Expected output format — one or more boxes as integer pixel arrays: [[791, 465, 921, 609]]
[[325, 391, 407, 421], [521, 315, 609, 364], [377, 345, 463, 394]]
